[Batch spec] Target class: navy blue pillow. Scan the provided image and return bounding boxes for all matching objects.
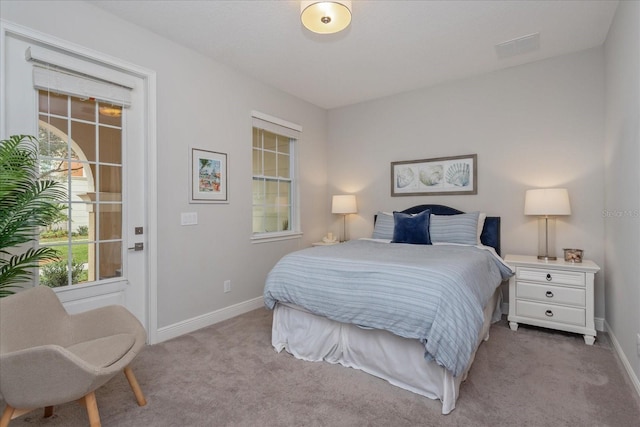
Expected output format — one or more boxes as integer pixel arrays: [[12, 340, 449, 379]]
[[392, 209, 432, 245]]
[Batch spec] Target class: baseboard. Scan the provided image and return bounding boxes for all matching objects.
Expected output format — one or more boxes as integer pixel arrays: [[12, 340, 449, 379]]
[[156, 296, 265, 343], [604, 320, 640, 398], [501, 303, 605, 332], [594, 317, 605, 332]]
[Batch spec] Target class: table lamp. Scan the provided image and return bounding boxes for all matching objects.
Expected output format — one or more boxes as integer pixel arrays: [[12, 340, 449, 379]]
[[524, 188, 571, 260], [331, 194, 357, 242]]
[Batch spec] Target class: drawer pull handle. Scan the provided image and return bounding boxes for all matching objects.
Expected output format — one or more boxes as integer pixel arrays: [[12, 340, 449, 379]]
[[545, 310, 554, 317], [546, 273, 552, 281], [545, 291, 554, 298]]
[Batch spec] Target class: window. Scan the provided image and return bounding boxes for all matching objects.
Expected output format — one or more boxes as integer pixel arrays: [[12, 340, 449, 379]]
[[251, 113, 301, 241]]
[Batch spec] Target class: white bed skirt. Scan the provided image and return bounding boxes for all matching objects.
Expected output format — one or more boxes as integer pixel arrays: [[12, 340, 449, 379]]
[[271, 288, 502, 415]]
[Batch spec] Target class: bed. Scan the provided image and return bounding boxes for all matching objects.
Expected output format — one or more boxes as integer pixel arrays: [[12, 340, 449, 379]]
[[263, 205, 513, 414]]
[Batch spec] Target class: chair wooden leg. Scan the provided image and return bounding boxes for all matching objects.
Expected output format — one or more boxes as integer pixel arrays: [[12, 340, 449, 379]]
[[0, 405, 15, 427], [124, 366, 147, 406], [43, 406, 54, 418], [0, 406, 39, 427], [82, 392, 101, 427]]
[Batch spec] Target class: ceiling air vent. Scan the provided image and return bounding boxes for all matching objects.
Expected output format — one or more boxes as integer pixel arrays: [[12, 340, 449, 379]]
[[495, 33, 540, 59]]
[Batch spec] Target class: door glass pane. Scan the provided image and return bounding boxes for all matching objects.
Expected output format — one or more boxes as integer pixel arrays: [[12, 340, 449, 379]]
[[39, 159, 67, 185], [70, 243, 90, 284], [39, 117, 69, 159], [69, 162, 91, 196], [39, 91, 67, 116], [37, 90, 124, 288], [98, 207, 123, 241], [70, 201, 90, 237], [98, 165, 122, 198], [98, 103, 122, 127], [71, 121, 96, 163], [99, 242, 122, 279], [84, 242, 97, 282], [99, 126, 122, 164], [70, 96, 96, 122]]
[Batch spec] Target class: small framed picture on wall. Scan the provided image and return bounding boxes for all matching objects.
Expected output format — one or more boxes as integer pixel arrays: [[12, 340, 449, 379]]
[[190, 148, 228, 203]]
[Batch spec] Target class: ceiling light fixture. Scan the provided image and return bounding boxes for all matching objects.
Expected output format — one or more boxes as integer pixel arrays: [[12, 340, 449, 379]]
[[301, 1, 352, 34]]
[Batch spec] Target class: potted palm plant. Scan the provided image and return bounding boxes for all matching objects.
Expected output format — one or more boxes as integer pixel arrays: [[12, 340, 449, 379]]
[[0, 134, 66, 297]]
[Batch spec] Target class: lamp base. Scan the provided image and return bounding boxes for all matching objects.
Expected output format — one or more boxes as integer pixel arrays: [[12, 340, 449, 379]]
[[537, 217, 557, 262]]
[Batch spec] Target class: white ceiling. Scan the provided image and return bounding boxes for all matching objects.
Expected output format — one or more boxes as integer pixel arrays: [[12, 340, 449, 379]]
[[91, 0, 619, 110]]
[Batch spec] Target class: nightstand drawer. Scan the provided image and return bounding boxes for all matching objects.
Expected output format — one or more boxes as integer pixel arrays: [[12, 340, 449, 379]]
[[516, 300, 585, 327], [516, 267, 585, 287], [516, 281, 586, 306]]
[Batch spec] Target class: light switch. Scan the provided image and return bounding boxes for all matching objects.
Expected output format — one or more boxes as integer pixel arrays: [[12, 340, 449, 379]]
[[181, 212, 198, 226]]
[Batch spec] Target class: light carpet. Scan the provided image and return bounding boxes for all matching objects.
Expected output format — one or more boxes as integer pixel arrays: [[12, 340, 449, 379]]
[[3, 308, 640, 426]]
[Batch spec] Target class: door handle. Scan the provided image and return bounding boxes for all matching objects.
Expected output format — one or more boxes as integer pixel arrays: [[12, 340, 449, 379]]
[[128, 243, 144, 251]]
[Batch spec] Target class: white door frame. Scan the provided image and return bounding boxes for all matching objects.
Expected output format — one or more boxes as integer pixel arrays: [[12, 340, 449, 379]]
[[0, 20, 159, 344]]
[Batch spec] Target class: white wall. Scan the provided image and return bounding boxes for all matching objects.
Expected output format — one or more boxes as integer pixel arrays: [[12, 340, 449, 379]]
[[604, 0, 640, 384], [327, 49, 606, 318], [0, 1, 329, 330]]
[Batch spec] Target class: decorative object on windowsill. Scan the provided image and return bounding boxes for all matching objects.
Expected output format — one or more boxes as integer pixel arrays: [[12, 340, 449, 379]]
[[332, 194, 357, 242], [301, 1, 352, 34], [563, 248, 583, 263], [524, 188, 571, 261]]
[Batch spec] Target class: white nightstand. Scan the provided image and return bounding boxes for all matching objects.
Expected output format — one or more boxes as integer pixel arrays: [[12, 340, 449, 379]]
[[505, 254, 600, 345]]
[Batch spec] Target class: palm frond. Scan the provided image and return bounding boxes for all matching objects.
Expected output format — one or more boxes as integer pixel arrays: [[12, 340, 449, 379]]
[[0, 135, 67, 297]]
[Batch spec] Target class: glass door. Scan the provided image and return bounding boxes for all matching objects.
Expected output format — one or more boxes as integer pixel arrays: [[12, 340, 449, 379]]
[[2, 31, 148, 330]]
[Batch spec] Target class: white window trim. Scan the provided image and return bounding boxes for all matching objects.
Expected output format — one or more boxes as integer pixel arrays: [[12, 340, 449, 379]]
[[250, 231, 303, 244], [251, 111, 302, 243], [251, 111, 302, 133]]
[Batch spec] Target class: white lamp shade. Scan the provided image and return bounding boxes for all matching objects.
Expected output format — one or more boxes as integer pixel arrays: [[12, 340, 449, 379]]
[[331, 194, 357, 214], [524, 188, 571, 216], [301, 1, 352, 34]]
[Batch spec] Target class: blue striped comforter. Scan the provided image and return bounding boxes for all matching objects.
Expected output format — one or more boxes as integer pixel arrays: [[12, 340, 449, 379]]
[[264, 239, 514, 377]]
